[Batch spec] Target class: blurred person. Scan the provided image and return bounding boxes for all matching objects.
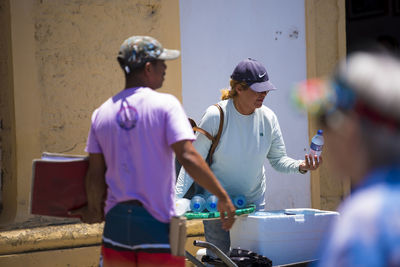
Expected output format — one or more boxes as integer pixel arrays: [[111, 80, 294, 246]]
[[297, 52, 400, 267], [176, 58, 322, 256], [71, 36, 235, 267]]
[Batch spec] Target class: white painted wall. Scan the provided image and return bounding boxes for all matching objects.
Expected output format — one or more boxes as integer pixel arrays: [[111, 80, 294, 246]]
[[179, 0, 310, 210]]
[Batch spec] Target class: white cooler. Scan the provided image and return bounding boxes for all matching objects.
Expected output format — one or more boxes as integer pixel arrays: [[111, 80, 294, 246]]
[[230, 208, 339, 266]]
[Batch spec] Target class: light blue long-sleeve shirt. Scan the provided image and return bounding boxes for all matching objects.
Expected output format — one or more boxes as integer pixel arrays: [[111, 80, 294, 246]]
[[176, 99, 303, 204]]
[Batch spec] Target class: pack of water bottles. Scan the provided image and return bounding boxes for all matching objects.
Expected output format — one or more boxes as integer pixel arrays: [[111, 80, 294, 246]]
[[189, 194, 248, 213]]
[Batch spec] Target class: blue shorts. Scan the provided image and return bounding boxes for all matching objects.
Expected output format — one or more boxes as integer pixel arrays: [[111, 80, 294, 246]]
[[100, 202, 184, 267]]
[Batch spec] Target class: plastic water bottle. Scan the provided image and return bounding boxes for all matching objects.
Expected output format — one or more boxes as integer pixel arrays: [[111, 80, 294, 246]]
[[310, 129, 324, 157], [206, 195, 218, 212], [190, 195, 206, 213], [175, 198, 191, 216], [233, 195, 247, 209]]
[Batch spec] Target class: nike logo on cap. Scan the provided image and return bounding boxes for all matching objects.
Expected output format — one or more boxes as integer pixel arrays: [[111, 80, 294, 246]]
[[258, 72, 267, 78]]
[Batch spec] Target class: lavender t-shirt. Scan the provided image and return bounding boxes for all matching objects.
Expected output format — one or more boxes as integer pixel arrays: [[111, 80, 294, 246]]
[[86, 87, 195, 223]]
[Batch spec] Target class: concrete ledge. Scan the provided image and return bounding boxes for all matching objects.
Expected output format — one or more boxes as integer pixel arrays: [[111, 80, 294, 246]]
[[0, 219, 204, 255], [0, 246, 101, 267], [0, 223, 103, 255], [186, 219, 204, 236]]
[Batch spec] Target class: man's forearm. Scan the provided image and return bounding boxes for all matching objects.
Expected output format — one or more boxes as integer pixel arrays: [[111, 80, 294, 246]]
[[173, 140, 236, 230], [86, 171, 106, 211], [86, 153, 107, 212], [174, 141, 228, 201]]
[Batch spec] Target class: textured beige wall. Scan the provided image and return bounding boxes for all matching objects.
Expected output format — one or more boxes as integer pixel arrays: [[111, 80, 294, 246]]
[[306, 0, 349, 211], [0, 0, 18, 224], [1, 0, 181, 225], [32, 0, 181, 154], [1, 0, 345, 226], [10, 0, 42, 224]]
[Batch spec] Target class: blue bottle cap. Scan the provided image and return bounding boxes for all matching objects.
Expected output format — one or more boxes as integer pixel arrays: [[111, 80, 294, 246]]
[[236, 199, 244, 206], [317, 129, 323, 135]]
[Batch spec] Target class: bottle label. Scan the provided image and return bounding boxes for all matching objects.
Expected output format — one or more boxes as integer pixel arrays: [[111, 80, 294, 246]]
[[310, 143, 323, 151]]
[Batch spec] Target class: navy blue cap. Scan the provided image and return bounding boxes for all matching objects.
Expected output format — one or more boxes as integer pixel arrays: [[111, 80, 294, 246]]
[[231, 58, 277, 92]]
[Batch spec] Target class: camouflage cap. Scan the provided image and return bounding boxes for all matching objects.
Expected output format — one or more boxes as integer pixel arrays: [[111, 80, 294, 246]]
[[117, 36, 180, 73]]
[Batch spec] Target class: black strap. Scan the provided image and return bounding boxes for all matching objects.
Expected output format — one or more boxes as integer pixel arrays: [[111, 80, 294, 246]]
[[181, 104, 224, 199], [207, 104, 224, 165]]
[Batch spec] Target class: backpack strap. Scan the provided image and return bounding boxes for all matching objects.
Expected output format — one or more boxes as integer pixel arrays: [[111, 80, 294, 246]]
[[207, 104, 224, 164], [190, 118, 215, 142], [190, 104, 224, 165], [181, 104, 224, 198]]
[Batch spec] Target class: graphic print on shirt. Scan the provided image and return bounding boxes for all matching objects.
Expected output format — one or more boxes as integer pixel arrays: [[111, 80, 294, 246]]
[[116, 98, 139, 130]]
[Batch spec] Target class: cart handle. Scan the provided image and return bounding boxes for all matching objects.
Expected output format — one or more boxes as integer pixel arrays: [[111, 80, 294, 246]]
[[193, 240, 237, 267]]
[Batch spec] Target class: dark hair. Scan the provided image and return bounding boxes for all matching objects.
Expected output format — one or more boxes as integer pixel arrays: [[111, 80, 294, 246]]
[[117, 58, 157, 76]]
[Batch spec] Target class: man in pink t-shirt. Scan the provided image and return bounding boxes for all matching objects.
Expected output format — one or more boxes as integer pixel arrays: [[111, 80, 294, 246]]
[[71, 36, 235, 267]]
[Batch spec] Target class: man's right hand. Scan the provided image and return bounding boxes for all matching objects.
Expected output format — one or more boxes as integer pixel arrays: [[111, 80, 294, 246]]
[[217, 195, 236, 230], [173, 140, 237, 229]]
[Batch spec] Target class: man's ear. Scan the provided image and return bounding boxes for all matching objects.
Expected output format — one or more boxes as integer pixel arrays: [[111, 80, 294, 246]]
[[144, 61, 152, 74]]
